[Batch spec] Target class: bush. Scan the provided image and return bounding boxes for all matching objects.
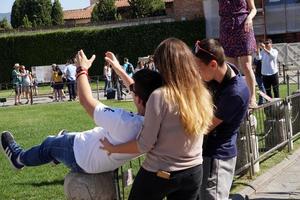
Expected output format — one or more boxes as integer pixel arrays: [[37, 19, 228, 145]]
[[129, 0, 165, 18], [0, 19, 205, 83]]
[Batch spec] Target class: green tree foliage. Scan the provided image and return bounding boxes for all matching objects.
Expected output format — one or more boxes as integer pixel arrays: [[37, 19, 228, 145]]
[[0, 18, 12, 30], [51, 0, 64, 25], [11, 0, 52, 28], [129, 0, 165, 18], [91, 0, 117, 22], [11, 0, 22, 28], [22, 14, 32, 28]]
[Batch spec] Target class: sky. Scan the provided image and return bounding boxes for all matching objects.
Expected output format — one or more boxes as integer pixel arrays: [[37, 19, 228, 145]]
[[0, 0, 90, 13]]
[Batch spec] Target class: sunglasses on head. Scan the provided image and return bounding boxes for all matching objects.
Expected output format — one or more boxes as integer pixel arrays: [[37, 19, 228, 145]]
[[194, 40, 217, 59]]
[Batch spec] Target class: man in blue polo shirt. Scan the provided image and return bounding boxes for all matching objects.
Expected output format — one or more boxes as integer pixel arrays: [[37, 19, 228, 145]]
[[194, 39, 250, 200]]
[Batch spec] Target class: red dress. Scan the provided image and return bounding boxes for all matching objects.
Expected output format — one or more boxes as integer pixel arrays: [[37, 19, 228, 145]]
[[219, 0, 256, 57]]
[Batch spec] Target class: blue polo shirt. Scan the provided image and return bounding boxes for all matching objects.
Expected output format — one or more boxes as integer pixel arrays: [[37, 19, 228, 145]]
[[203, 63, 250, 159]]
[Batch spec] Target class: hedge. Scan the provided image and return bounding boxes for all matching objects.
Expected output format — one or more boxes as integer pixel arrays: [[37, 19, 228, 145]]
[[0, 19, 205, 83]]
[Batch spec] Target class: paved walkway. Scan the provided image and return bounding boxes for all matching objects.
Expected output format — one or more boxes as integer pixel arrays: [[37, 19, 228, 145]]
[[1, 90, 132, 107], [233, 147, 300, 200]]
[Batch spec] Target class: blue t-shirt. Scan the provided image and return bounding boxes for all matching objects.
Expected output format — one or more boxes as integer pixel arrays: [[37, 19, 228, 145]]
[[203, 63, 250, 159]]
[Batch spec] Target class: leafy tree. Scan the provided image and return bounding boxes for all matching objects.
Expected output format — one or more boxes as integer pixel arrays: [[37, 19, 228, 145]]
[[11, 0, 52, 28], [0, 18, 13, 30], [11, 0, 22, 28], [129, 0, 165, 18], [51, 0, 64, 25], [91, 0, 117, 22], [22, 14, 32, 28]]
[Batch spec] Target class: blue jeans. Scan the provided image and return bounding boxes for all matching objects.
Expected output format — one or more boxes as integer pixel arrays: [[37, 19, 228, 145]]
[[19, 133, 85, 173], [255, 73, 266, 105]]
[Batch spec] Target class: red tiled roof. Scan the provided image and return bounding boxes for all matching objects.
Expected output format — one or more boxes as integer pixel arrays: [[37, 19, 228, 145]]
[[115, 0, 173, 8], [116, 0, 130, 8], [64, 5, 95, 20]]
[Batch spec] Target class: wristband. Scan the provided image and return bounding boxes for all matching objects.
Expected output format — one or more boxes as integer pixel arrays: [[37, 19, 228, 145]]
[[76, 71, 88, 79], [76, 66, 88, 74]]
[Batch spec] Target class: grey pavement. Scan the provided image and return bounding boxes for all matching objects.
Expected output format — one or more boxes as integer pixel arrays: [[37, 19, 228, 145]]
[[232, 147, 300, 200], [1, 90, 133, 107]]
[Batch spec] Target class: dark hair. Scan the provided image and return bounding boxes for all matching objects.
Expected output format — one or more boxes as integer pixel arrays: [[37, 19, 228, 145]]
[[132, 69, 163, 107], [194, 39, 225, 66], [264, 38, 272, 44]]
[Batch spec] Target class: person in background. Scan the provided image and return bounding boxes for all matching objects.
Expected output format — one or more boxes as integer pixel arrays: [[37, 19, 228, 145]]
[[31, 73, 39, 96], [102, 38, 214, 200], [103, 61, 112, 97], [51, 64, 64, 102], [134, 60, 144, 73], [65, 58, 77, 101], [194, 39, 250, 200], [111, 69, 123, 101], [259, 38, 279, 98], [20, 65, 32, 104], [219, 0, 257, 108], [12, 63, 22, 105], [253, 41, 266, 105], [123, 57, 134, 77]]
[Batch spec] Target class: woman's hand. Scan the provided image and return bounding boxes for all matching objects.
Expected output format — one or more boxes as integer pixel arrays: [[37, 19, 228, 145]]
[[105, 51, 123, 72], [100, 137, 114, 155], [244, 17, 253, 33], [75, 50, 96, 70]]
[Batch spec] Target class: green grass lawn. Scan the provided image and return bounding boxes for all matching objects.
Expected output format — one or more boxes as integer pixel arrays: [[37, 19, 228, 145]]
[[0, 100, 136, 200]]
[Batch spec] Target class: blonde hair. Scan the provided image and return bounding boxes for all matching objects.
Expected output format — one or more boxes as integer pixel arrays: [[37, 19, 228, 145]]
[[154, 38, 214, 136]]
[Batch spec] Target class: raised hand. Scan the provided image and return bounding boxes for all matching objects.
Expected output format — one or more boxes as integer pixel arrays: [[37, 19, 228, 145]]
[[104, 51, 123, 71], [75, 50, 96, 70]]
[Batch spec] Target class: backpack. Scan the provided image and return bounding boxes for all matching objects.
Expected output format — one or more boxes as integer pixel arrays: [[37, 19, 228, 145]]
[[126, 64, 133, 74]]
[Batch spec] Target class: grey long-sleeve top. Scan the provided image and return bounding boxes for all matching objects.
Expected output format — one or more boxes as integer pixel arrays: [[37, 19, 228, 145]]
[[137, 88, 204, 172]]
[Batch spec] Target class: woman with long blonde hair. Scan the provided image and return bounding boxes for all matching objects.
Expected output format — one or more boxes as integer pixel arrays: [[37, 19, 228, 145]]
[[102, 38, 214, 200]]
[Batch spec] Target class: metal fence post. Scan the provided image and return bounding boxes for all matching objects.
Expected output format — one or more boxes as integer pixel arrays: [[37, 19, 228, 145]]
[[245, 111, 254, 178], [285, 98, 293, 152], [283, 64, 286, 84], [287, 75, 290, 96], [96, 76, 100, 100], [297, 70, 300, 90]]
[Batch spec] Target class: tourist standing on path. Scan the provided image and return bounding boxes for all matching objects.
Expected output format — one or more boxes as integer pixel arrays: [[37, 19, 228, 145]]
[[102, 38, 214, 200], [103, 61, 112, 97], [12, 63, 22, 105], [253, 41, 266, 105], [20, 65, 32, 104], [51, 64, 64, 102], [123, 57, 134, 77], [219, 0, 257, 107], [259, 38, 279, 98], [194, 39, 250, 200], [65, 59, 77, 101]]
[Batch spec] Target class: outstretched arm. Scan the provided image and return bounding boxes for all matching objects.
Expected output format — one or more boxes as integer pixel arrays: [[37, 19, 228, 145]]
[[100, 138, 140, 154], [74, 50, 98, 118]]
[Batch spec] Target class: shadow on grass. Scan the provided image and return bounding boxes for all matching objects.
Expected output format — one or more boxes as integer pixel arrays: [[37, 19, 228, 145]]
[[16, 179, 64, 187]]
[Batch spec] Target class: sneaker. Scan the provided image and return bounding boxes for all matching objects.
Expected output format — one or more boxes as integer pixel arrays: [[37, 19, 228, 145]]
[[0, 131, 24, 170], [51, 130, 67, 165]]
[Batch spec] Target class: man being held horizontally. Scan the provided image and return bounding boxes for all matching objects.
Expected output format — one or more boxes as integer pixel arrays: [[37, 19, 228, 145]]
[[1, 50, 162, 174], [194, 39, 250, 200]]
